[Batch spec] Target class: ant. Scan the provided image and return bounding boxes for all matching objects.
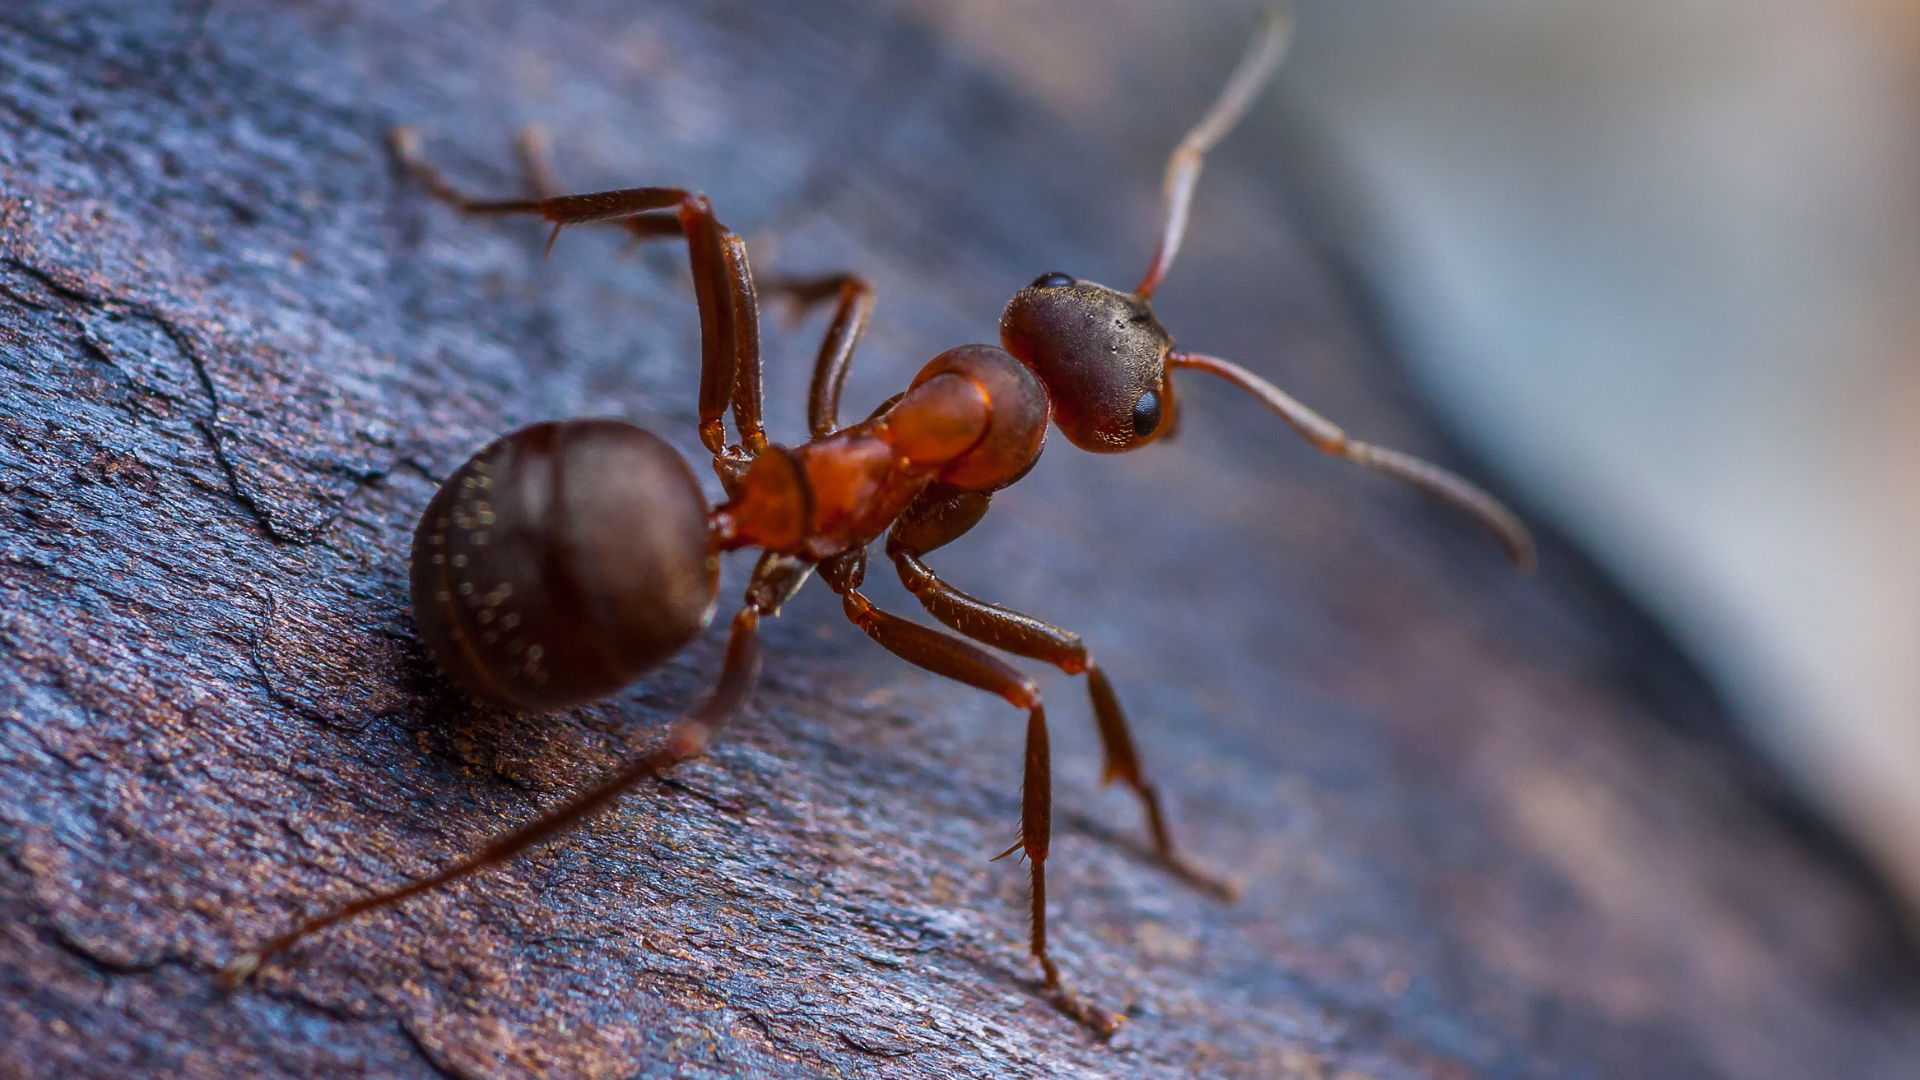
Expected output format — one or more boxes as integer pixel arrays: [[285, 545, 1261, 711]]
[[220, 10, 1532, 1036]]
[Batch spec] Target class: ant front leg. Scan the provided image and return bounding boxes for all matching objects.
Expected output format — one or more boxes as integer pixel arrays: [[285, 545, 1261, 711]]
[[816, 553, 1121, 1038], [885, 489, 1238, 901], [761, 274, 875, 437], [388, 129, 769, 482]]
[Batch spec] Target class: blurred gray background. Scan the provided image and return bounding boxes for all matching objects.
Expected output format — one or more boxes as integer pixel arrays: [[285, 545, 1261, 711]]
[[898, 0, 1920, 911]]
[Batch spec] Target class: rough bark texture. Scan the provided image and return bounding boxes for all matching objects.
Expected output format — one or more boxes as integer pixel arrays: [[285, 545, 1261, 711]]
[[3, 2, 1919, 1078]]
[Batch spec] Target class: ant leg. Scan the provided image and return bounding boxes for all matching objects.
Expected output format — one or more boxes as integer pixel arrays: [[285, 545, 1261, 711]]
[[508, 127, 682, 245], [510, 127, 682, 245], [522, 192, 766, 464], [387, 125, 543, 216], [761, 274, 875, 437], [544, 192, 765, 466], [885, 493, 1238, 900], [387, 129, 766, 464], [816, 557, 1118, 1037], [837, 589, 1123, 1038], [218, 552, 813, 989], [389, 125, 671, 240], [615, 212, 687, 243]]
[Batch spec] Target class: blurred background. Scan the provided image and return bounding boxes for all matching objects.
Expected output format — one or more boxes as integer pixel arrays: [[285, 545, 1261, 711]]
[[899, 0, 1920, 912]]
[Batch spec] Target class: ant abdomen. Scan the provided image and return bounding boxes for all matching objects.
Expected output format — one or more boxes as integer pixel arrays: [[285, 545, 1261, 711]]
[[409, 419, 721, 711]]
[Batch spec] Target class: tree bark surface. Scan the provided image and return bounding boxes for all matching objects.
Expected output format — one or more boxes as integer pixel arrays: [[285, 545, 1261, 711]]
[[3, 2, 1917, 1078]]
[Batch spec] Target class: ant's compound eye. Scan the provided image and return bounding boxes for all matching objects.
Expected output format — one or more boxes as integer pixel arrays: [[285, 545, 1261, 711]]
[[1030, 272, 1075, 289], [1131, 389, 1162, 438]]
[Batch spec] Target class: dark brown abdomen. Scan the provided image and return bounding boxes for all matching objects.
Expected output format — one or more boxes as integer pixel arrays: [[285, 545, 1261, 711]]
[[410, 420, 720, 711]]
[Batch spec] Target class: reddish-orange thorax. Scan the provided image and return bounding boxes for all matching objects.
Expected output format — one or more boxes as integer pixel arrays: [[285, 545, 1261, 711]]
[[712, 344, 1050, 562], [714, 372, 989, 560]]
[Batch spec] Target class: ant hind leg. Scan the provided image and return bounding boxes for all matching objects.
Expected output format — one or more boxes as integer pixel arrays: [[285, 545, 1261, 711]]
[[217, 549, 816, 990]]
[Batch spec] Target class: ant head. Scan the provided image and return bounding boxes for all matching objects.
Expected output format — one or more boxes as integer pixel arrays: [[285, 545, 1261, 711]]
[[999, 273, 1174, 453]]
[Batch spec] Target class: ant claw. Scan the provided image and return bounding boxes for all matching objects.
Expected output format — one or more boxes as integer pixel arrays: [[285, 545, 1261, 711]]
[[1043, 982, 1126, 1040]]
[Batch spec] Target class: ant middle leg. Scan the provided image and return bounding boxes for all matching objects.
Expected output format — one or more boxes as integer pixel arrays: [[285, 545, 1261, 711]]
[[387, 128, 768, 470], [885, 490, 1238, 900]]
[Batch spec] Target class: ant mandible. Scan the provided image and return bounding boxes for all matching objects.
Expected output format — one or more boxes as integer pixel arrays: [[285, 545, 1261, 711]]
[[220, 11, 1533, 1036]]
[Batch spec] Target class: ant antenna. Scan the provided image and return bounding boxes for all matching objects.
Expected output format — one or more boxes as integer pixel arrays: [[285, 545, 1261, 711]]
[[1168, 352, 1538, 572], [1136, 7, 1293, 299]]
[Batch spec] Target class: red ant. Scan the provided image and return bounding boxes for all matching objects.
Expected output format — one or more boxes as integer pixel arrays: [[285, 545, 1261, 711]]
[[220, 11, 1532, 1036]]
